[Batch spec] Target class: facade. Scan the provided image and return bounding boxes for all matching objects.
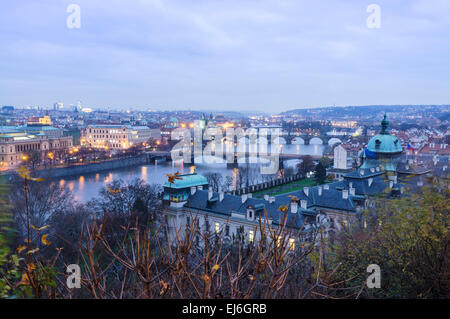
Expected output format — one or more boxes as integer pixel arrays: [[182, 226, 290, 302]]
[[81, 125, 158, 150], [162, 164, 415, 245], [27, 115, 52, 126], [333, 144, 350, 169], [0, 125, 73, 171], [163, 174, 333, 246]]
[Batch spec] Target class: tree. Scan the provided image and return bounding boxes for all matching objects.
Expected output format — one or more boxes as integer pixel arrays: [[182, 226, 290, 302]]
[[314, 162, 327, 184], [204, 172, 223, 192], [89, 178, 161, 218], [326, 181, 450, 298], [9, 173, 74, 245], [0, 177, 19, 298], [222, 176, 234, 192], [23, 149, 41, 170], [319, 156, 331, 169], [297, 155, 314, 177]]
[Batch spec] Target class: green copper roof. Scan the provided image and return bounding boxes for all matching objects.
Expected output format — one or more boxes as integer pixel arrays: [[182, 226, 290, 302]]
[[163, 173, 208, 189], [367, 115, 402, 154], [367, 134, 402, 153]]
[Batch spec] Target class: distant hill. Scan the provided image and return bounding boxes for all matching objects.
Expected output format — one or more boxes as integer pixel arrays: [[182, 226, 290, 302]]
[[281, 105, 450, 118]]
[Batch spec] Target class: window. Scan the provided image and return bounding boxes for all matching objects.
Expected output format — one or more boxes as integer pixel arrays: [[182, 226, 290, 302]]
[[248, 230, 254, 243], [225, 225, 230, 236], [289, 238, 295, 251], [214, 222, 220, 234]]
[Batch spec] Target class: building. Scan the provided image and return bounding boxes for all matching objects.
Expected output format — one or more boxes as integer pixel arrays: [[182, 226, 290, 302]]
[[0, 125, 73, 171], [333, 144, 350, 169], [81, 125, 158, 150], [157, 115, 443, 246], [53, 101, 64, 110], [163, 173, 323, 246], [418, 142, 450, 156], [329, 143, 361, 180], [1, 106, 14, 115], [27, 115, 52, 126], [360, 115, 403, 172]]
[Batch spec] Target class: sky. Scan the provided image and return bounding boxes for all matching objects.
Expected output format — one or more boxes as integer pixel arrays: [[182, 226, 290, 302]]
[[0, 0, 449, 112]]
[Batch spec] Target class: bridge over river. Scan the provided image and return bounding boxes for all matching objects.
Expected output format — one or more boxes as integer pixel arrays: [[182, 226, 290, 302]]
[[145, 149, 327, 166]]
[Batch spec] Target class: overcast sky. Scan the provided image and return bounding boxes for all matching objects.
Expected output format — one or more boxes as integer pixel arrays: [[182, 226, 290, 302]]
[[1, 0, 449, 112]]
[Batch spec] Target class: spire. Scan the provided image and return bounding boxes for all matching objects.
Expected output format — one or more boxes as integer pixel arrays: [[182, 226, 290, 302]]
[[380, 114, 389, 134]]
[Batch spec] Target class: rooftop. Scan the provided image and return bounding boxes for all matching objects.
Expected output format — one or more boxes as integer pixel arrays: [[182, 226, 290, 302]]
[[367, 115, 402, 154], [163, 173, 209, 189]]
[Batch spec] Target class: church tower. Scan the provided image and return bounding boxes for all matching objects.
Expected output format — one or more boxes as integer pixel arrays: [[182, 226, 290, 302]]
[[360, 114, 402, 172]]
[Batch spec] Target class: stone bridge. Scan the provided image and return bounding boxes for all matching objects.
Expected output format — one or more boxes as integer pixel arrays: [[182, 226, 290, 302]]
[[281, 134, 345, 145]]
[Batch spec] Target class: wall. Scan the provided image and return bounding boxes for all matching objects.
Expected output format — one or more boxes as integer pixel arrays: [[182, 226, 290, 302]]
[[32, 154, 149, 178]]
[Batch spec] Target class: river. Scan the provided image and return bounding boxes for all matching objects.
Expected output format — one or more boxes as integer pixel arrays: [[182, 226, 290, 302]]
[[55, 144, 325, 203]]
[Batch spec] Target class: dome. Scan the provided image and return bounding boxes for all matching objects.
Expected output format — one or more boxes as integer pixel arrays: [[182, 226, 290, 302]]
[[367, 115, 402, 154], [367, 134, 402, 153]]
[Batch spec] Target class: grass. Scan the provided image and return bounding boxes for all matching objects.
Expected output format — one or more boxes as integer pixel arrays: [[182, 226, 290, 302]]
[[253, 178, 319, 197]]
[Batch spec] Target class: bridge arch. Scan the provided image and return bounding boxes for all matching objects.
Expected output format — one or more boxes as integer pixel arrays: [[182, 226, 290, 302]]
[[238, 136, 249, 144], [291, 137, 305, 145], [328, 137, 342, 146], [309, 137, 324, 145]]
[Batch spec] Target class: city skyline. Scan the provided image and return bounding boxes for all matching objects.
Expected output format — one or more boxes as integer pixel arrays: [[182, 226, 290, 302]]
[[1, 0, 450, 111]]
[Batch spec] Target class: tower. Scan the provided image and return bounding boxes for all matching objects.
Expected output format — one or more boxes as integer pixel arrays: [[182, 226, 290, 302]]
[[360, 115, 402, 172]]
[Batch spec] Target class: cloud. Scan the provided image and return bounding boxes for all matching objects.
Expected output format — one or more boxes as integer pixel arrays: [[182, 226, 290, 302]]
[[0, 0, 449, 111]]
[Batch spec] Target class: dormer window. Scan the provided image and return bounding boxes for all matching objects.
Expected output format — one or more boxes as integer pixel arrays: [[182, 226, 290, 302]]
[[246, 206, 255, 221], [375, 139, 381, 148]]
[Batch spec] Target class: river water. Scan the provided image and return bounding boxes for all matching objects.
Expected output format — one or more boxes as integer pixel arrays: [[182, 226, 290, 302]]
[[56, 144, 324, 203]]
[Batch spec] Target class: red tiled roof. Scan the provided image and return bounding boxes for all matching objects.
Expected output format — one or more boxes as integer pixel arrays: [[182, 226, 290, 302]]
[[419, 144, 450, 155]]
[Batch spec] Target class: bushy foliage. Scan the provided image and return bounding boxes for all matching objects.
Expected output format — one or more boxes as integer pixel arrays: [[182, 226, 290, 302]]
[[1, 169, 448, 299], [326, 182, 449, 298]]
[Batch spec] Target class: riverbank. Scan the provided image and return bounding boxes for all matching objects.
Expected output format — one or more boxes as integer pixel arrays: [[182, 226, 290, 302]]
[[0, 154, 150, 179]]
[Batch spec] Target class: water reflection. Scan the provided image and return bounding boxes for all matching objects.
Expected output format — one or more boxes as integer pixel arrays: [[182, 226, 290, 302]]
[[55, 144, 324, 203], [79, 176, 85, 190], [104, 172, 113, 183], [141, 166, 147, 182]]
